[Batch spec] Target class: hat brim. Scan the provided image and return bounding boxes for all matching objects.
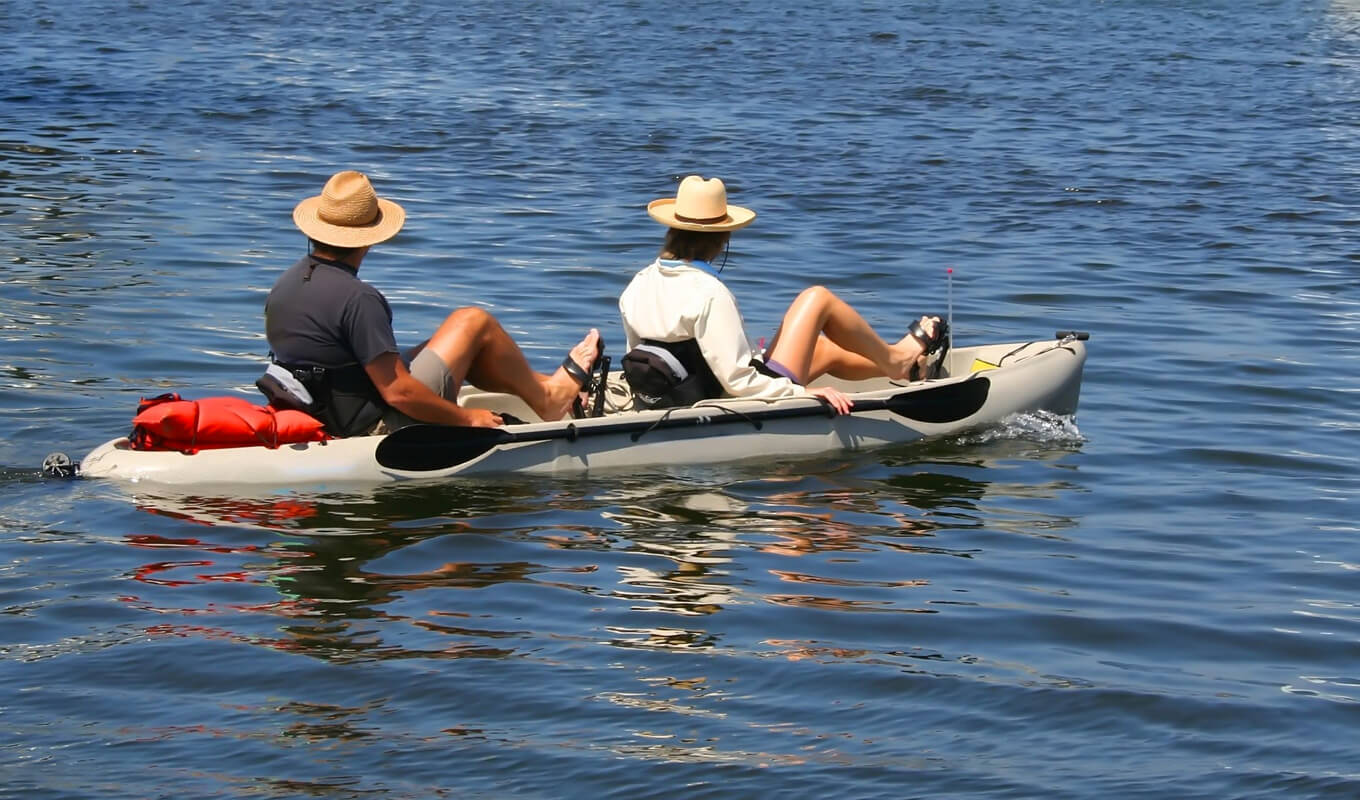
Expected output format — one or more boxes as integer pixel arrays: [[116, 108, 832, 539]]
[[647, 198, 755, 232], [293, 196, 406, 248]]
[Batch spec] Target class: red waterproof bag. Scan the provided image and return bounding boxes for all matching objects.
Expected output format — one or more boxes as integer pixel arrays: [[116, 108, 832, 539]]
[[130, 393, 329, 453]]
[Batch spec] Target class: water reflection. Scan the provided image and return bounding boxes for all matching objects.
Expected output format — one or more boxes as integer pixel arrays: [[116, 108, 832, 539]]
[[121, 481, 584, 663], [115, 443, 1082, 664], [603, 492, 744, 622]]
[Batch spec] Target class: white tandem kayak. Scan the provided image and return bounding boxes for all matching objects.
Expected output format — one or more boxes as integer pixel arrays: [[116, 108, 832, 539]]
[[71, 333, 1088, 487]]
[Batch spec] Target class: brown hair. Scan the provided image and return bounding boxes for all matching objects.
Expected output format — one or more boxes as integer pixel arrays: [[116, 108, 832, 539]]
[[660, 228, 729, 262]]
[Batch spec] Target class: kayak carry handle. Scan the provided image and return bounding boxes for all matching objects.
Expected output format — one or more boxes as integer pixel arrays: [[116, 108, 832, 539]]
[[1055, 330, 1090, 341]]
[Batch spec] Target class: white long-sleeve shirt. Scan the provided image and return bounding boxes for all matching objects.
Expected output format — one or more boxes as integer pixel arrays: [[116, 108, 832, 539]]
[[618, 259, 807, 401]]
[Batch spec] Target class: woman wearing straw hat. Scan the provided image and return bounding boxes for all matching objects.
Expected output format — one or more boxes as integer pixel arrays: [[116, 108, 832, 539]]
[[265, 170, 602, 436], [618, 175, 944, 414]]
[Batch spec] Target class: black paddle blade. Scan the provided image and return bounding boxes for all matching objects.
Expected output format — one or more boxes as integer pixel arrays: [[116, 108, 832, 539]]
[[374, 378, 991, 473], [884, 377, 989, 423], [375, 425, 514, 472]]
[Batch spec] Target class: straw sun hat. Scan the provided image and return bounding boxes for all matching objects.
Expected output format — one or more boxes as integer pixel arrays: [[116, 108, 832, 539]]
[[647, 175, 755, 232], [293, 171, 406, 248]]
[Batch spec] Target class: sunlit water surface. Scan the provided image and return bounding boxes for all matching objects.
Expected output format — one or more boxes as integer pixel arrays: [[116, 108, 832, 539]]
[[3, 2, 1358, 798]]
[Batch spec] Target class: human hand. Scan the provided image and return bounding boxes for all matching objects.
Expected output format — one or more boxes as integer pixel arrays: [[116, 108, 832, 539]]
[[461, 408, 505, 428], [809, 386, 854, 415]]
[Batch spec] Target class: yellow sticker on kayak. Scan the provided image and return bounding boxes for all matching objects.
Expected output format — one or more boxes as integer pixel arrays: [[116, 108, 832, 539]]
[[970, 359, 1000, 373]]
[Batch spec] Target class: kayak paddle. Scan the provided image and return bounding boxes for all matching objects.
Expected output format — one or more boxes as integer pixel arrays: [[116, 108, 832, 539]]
[[374, 377, 990, 473]]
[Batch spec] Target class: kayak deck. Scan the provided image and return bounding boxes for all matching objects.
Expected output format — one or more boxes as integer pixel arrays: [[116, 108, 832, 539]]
[[75, 336, 1086, 486]]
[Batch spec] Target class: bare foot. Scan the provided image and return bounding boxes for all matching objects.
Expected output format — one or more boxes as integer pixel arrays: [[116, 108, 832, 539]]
[[541, 328, 602, 420], [909, 352, 930, 382]]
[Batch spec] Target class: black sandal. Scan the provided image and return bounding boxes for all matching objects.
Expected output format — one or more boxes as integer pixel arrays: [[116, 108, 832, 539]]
[[908, 315, 948, 355], [564, 338, 608, 419], [907, 316, 949, 381], [561, 351, 596, 390]]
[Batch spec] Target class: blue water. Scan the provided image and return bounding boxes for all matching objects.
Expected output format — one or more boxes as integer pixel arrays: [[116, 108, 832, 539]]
[[3, 1, 1359, 797]]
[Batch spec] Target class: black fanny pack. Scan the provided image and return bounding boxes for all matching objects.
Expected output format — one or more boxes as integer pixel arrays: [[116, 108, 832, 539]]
[[621, 339, 723, 410], [257, 360, 385, 437]]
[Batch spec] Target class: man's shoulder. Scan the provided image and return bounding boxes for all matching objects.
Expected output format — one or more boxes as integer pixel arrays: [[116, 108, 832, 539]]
[[270, 259, 389, 315], [309, 261, 384, 297]]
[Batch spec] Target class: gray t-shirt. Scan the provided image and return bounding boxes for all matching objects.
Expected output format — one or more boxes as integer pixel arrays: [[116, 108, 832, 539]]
[[264, 255, 399, 368]]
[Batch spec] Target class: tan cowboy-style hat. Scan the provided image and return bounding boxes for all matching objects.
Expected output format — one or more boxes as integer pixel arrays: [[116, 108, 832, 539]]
[[293, 170, 406, 248], [647, 175, 756, 232]]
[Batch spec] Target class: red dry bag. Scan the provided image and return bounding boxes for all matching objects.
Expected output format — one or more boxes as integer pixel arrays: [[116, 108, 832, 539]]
[[130, 393, 329, 453]]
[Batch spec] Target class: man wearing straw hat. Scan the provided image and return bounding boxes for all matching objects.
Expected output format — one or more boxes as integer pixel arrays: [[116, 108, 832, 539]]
[[264, 170, 601, 436]]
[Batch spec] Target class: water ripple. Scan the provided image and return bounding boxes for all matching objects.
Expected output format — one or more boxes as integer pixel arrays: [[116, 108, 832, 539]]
[[5, 1, 1360, 797]]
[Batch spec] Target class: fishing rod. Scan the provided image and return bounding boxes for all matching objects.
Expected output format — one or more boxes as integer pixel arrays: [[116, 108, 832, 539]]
[[946, 266, 954, 355]]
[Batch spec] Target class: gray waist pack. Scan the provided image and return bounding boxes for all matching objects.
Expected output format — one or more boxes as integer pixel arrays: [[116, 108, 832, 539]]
[[255, 362, 317, 412]]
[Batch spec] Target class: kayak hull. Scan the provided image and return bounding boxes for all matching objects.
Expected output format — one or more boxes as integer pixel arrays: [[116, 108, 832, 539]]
[[77, 337, 1086, 486]]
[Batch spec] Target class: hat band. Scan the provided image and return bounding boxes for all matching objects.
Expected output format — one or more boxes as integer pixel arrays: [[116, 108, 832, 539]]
[[674, 212, 728, 224]]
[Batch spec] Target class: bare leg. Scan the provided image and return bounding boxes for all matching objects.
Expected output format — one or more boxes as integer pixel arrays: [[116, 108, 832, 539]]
[[802, 336, 932, 382], [805, 335, 888, 381], [765, 286, 931, 382], [422, 307, 600, 421]]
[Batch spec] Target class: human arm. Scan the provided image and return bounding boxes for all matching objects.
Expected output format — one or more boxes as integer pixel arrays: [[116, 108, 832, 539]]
[[341, 290, 501, 428], [694, 283, 806, 401], [618, 287, 642, 352], [363, 353, 502, 428]]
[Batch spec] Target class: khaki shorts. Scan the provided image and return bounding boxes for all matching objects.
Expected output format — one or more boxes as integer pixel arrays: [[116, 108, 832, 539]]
[[374, 348, 454, 434]]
